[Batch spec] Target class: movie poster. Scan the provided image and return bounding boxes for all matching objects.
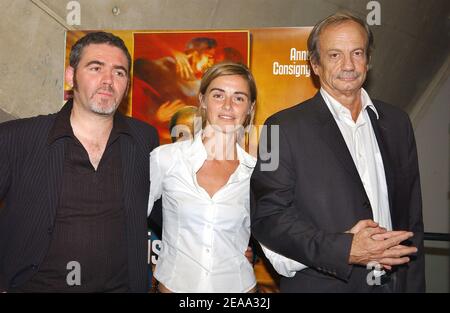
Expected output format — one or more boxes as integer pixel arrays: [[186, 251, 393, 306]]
[[132, 31, 249, 144]]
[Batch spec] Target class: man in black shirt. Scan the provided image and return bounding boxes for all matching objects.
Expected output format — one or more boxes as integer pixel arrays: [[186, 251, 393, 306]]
[[0, 32, 159, 292]]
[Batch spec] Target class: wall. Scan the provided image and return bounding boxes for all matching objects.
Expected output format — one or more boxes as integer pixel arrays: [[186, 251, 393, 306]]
[[0, 108, 15, 123], [414, 74, 450, 293]]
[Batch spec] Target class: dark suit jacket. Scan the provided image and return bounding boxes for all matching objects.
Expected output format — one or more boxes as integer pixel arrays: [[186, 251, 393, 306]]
[[251, 92, 425, 292], [0, 101, 159, 292]]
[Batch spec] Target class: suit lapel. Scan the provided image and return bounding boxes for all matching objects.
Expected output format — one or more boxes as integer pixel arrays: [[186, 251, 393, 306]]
[[120, 134, 139, 289], [314, 93, 366, 193], [367, 107, 395, 219], [46, 140, 65, 224], [120, 135, 137, 221]]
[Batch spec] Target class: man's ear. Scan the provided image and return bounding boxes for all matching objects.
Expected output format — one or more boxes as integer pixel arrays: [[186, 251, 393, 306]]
[[310, 60, 320, 76], [124, 81, 130, 97], [65, 66, 75, 88]]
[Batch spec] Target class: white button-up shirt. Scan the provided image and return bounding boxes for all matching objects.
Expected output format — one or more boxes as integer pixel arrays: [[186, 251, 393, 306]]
[[321, 87, 392, 231], [262, 88, 392, 277], [148, 133, 257, 292]]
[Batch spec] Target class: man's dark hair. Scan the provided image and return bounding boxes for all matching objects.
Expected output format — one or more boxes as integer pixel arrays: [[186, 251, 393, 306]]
[[69, 31, 132, 72]]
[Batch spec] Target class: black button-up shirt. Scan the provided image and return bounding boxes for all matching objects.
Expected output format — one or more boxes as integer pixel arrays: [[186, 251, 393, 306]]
[[18, 103, 130, 292]]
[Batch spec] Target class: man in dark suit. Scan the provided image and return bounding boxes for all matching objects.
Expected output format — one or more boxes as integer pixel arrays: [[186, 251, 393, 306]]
[[251, 13, 425, 292], [0, 32, 159, 292]]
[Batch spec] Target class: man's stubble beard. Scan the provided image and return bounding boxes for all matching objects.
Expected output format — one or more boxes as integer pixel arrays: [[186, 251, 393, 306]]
[[73, 71, 124, 116]]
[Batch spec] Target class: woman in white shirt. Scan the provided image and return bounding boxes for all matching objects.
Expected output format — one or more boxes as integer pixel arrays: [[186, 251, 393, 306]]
[[148, 62, 259, 293]]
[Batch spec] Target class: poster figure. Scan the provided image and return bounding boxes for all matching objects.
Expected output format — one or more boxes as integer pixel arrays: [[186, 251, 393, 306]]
[[132, 31, 249, 144]]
